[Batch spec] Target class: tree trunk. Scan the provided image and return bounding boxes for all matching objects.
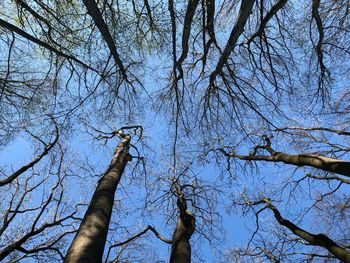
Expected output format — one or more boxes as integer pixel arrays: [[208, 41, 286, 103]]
[[169, 210, 195, 263], [65, 135, 131, 262]]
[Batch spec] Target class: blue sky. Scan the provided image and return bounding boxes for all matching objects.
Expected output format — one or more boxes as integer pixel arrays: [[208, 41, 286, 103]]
[[1, 0, 350, 262]]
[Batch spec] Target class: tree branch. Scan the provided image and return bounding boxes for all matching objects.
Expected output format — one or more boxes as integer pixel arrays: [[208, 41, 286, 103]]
[[0, 119, 59, 186], [312, 0, 329, 85], [246, 0, 288, 45], [209, 0, 255, 86], [262, 199, 350, 262], [0, 18, 96, 72], [276, 126, 350, 136], [83, 0, 129, 82], [219, 142, 350, 178], [113, 225, 172, 247], [174, 0, 199, 81]]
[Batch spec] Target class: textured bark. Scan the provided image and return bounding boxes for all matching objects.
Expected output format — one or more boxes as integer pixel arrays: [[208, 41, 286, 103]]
[[169, 210, 195, 263], [64, 135, 130, 263]]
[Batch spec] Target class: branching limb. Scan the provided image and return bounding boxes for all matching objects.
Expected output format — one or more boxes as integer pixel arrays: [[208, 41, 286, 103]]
[[276, 126, 350, 136], [218, 136, 350, 177], [174, 0, 199, 82], [304, 173, 350, 184], [0, 18, 96, 72], [88, 125, 143, 143], [14, 0, 58, 45], [259, 199, 350, 262], [113, 225, 172, 247], [312, 0, 330, 88], [83, 0, 129, 82], [209, 0, 255, 86], [246, 0, 288, 46], [0, 118, 59, 186], [0, 211, 77, 261]]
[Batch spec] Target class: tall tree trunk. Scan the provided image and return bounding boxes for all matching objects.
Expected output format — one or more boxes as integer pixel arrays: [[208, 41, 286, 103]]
[[65, 134, 131, 262], [170, 197, 195, 263]]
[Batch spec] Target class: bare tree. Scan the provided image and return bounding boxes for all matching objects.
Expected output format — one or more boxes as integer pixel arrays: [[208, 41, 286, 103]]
[[1, 0, 350, 262], [213, 127, 350, 261]]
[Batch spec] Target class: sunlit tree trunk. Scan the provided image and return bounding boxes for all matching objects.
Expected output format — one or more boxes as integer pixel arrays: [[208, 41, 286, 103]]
[[65, 134, 131, 262]]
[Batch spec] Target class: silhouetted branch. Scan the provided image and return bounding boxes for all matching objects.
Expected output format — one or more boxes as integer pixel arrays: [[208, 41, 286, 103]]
[[0, 118, 59, 186], [209, 0, 255, 86], [276, 126, 350, 136], [259, 199, 350, 262], [218, 135, 350, 177], [83, 0, 129, 83], [113, 225, 172, 247], [0, 18, 96, 72], [246, 0, 288, 46]]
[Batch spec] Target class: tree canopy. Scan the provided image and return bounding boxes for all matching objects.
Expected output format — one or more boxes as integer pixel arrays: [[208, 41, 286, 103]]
[[0, 0, 350, 262]]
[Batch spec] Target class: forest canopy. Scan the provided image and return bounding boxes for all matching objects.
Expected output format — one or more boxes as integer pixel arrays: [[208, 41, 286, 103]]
[[0, 0, 350, 262]]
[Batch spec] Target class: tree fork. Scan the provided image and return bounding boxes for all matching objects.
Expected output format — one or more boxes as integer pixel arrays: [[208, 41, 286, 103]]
[[65, 133, 131, 262]]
